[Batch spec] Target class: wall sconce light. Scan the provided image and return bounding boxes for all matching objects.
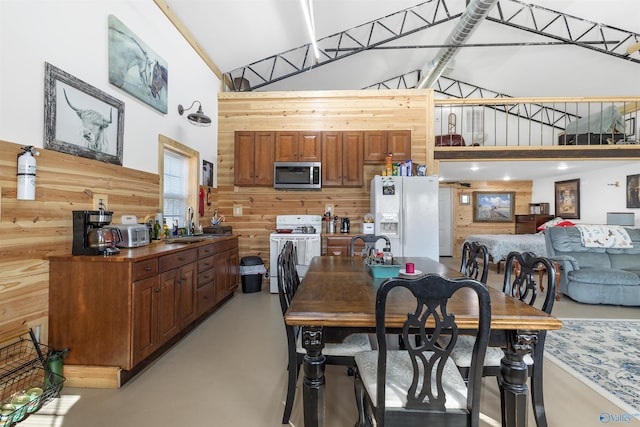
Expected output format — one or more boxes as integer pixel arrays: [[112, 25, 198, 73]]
[[460, 194, 471, 205], [607, 181, 620, 187], [178, 101, 212, 127]]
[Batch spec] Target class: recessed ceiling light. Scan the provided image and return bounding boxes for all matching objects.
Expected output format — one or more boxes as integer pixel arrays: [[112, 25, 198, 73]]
[[470, 165, 479, 171], [557, 163, 568, 170], [503, 176, 511, 181]]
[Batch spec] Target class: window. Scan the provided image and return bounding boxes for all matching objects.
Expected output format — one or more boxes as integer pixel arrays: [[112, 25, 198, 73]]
[[164, 150, 188, 228], [159, 134, 199, 230]]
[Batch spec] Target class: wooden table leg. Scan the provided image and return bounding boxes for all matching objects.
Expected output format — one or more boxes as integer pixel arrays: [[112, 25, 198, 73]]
[[499, 330, 538, 427], [302, 326, 326, 427]]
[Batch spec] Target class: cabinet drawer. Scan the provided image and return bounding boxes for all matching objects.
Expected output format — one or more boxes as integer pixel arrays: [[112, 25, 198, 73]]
[[133, 258, 158, 281], [198, 256, 214, 273], [516, 215, 535, 222], [213, 240, 236, 252], [159, 249, 198, 272], [198, 244, 215, 258], [198, 269, 215, 287], [197, 282, 215, 316]]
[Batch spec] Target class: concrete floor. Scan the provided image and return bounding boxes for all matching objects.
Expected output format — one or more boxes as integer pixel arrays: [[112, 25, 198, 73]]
[[21, 256, 640, 427]]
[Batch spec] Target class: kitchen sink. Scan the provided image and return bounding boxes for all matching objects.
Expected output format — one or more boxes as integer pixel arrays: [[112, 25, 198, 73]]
[[165, 235, 222, 244]]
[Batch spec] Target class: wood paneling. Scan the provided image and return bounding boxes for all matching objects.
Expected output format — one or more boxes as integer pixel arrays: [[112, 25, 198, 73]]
[[0, 139, 160, 341], [217, 90, 435, 264]]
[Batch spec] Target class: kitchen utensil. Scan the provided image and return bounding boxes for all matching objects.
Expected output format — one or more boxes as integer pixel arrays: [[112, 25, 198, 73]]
[[301, 226, 316, 234]]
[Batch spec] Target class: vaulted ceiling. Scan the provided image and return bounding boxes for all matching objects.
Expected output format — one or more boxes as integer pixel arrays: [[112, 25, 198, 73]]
[[158, 0, 640, 180]]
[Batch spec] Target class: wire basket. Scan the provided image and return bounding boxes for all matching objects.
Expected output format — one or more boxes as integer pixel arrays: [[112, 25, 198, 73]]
[[0, 332, 65, 426]]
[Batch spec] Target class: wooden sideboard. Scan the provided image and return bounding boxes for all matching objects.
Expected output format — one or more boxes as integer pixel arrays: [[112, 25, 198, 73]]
[[515, 214, 554, 234], [48, 236, 238, 388]]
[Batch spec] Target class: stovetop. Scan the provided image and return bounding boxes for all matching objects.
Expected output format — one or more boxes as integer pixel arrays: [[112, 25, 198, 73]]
[[274, 214, 323, 235]]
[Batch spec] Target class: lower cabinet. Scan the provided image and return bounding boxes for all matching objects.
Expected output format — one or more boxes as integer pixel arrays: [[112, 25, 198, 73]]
[[326, 235, 364, 256], [49, 237, 238, 374]]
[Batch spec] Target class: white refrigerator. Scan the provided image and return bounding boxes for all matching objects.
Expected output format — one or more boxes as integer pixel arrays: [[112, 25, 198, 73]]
[[370, 175, 439, 260]]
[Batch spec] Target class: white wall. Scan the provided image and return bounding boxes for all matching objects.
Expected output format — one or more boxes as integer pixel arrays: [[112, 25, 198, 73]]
[[0, 0, 219, 184], [533, 163, 640, 226]]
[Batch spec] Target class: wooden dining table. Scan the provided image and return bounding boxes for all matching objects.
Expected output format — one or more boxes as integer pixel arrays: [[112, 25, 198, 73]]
[[284, 256, 563, 427]]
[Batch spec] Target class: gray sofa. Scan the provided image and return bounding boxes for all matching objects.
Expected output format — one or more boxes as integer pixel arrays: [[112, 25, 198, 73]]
[[544, 226, 640, 306]]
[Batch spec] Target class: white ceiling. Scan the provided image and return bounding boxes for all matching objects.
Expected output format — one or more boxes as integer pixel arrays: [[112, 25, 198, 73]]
[[161, 0, 640, 180]]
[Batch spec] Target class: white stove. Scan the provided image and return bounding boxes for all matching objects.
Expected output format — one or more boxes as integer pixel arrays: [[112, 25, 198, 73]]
[[269, 215, 323, 293]]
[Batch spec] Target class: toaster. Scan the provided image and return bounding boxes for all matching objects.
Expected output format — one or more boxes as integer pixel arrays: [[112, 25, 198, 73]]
[[115, 224, 150, 248]]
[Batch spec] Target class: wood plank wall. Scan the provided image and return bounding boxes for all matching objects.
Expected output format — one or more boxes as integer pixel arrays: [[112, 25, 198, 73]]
[[0, 139, 159, 341], [216, 90, 533, 266]]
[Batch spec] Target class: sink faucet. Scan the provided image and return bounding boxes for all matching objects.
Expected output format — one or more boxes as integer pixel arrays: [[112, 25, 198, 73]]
[[187, 206, 195, 235]]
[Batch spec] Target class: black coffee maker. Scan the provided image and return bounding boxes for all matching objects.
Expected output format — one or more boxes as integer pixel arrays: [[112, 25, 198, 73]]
[[72, 210, 120, 256], [340, 217, 350, 233]]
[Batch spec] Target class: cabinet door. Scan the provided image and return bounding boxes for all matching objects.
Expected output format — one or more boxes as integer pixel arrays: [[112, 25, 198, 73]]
[[179, 262, 198, 328], [387, 130, 411, 162], [234, 131, 255, 185], [275, 131, 299, 162], [158, 269, 181, 345], [298, 131, 322, 161], [254, 131, 276, 186], [321, 131, 344, 187], [227, 247, 240, 294], [132, 275, 159, 366], [363, 131, 388, 164], [342, 131, 364, 187], [213, 253, 228, 303]]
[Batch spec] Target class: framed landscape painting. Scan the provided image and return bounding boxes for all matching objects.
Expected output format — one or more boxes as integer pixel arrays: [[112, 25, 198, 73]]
[[44, 62, 124, 165], [473, 192, 515, 222], [555, 179, 580, 219]]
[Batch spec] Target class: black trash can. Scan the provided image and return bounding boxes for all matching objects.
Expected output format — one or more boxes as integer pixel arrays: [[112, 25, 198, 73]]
[[240, 256, 266, 293]]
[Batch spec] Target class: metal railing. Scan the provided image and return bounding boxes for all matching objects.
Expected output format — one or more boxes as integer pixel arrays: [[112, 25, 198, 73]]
[[433, 97, 640, 148]]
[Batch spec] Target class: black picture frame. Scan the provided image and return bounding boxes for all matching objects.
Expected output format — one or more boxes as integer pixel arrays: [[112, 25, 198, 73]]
[[203, 160, 214, 187], [554, 179, 581, 219], [627, 174, 640, 208], [472, 191, 515, 222], [44, 62, 125, 165]]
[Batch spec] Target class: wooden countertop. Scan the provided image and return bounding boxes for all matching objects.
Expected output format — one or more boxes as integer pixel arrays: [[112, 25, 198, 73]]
[[48, 234, 237, 262]]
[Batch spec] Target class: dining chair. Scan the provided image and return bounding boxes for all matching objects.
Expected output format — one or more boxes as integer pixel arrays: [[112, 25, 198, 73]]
[[460, 241, 490, 284], [276, 241, 372, 424], [353, 273, 491, 427], [450, 251, 557, 427], [349, 234, 391, 257]]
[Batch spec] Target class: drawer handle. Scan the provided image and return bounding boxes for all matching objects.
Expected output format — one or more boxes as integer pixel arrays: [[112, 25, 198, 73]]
[[178, 256, 186, 261], [145, 266, 152, 271], [154, 288, 161, 293]]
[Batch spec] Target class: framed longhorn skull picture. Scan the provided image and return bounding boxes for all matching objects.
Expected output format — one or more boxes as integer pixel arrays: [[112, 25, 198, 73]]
[[44, 62, 124, 165]]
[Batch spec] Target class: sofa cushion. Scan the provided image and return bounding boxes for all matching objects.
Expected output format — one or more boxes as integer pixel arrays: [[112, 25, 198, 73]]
[[569, 268, 640, 286]]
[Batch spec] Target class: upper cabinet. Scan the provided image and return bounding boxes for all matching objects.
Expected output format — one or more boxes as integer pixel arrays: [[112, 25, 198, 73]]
[[275, 131, 321, 162], [322, 131, 363, 187], [364, 130, 411, 164], [234, 131, 275, 186]]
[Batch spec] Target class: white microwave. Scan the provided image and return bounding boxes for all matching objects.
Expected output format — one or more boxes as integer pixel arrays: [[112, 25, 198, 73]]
[[274, 162, 321, 190]]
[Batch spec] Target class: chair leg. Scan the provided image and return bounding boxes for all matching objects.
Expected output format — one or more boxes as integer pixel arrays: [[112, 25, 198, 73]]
[[282, 357, 302, 424], [353, 369, 373, 427], [531, 347, 548, 427]]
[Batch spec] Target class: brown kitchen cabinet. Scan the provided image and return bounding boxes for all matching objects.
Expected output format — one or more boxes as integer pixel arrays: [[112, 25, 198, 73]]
[[234, 131, 275, 186], [363, 130, 411, 164], [326, 235, 364, 256], [48, 237, 239, 380], [275, 131, 321, 162], [322, 131, 364, 187], [515, 214, 554, 234]]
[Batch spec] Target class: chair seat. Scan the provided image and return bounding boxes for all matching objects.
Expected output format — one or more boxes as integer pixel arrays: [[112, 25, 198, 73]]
[[296, 332, 372, 356], [450, 335, 533, 368], [355, 350, 468, 409]]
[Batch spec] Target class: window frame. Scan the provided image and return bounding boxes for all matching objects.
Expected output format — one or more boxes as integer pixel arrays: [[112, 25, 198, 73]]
[[158, 134, 199, 229]]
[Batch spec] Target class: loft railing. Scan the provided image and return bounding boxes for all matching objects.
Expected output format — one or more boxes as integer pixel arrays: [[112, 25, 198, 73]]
[[433, 97, 640, 149]]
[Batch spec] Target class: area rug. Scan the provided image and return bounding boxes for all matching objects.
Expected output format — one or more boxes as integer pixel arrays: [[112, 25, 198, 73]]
[[544, 319, 640, 418]]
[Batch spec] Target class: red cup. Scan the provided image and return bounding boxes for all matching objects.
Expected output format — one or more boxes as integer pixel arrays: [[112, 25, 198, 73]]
[[405, 262, 415, 274]]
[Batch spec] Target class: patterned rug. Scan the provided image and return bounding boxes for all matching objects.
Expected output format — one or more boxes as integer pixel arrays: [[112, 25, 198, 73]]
[[544, 319, 640, 418]]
